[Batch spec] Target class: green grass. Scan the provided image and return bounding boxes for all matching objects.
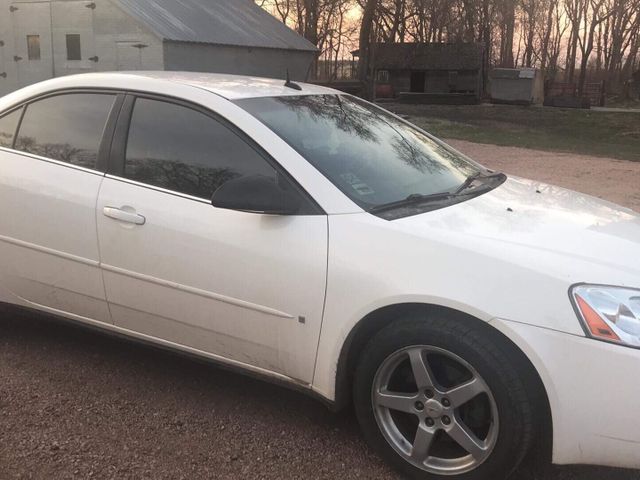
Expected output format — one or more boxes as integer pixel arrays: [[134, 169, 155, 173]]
[[385, 103, 640, 162]]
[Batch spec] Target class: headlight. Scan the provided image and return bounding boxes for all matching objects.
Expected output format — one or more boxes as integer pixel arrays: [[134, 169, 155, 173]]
[[571, 284, 640, 348]]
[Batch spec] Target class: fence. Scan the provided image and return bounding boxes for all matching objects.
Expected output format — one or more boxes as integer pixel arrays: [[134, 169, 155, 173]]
[[546, 81, 606, 107], [313, 58, 359, 82]]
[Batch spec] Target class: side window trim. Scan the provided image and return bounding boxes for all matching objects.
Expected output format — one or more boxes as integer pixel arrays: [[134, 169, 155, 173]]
[[97, 93, 126, 172], [108, 93, 135, 177], [1, 89, 126, 174], [108, 92, 324, 215], [0, 105, 26, 150], [13, 106, 26, 150]]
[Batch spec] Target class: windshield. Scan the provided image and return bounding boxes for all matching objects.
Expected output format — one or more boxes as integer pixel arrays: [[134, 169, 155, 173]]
[[235, 95, 481, 211]]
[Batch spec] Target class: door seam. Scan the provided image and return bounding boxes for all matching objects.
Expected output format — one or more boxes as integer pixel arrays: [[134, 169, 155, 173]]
[[95, 175, 115, 325]]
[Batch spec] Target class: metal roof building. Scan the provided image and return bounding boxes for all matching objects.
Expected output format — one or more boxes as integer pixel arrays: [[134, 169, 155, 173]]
[[490, 68, 544, 105], [0, 0, 317, 96], [353, 43, 484, 104]]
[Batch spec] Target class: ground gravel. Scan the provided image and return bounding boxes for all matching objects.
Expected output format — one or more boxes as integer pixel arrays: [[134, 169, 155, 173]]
[[1, 142, 639, 480]]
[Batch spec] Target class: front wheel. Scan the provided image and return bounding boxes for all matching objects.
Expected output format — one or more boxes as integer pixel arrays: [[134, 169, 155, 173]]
[[353, 316, 535, 480]]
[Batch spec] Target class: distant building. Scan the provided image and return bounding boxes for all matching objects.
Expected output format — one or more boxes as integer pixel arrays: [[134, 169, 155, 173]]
[[490, 68, 544, 105], [353, 43, 484, 104], [0, 0, 317, 96]]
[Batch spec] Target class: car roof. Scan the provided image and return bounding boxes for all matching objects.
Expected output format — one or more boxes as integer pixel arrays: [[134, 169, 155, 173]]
[[130, 71, 339, 99], [9, 72, 341, 101]]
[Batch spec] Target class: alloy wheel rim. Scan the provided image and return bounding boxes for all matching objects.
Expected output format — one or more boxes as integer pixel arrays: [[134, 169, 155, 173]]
[[372, 345, 499, 475]]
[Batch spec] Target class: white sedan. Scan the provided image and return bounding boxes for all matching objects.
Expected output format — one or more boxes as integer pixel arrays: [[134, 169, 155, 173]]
[[0, 72, 638, 479]]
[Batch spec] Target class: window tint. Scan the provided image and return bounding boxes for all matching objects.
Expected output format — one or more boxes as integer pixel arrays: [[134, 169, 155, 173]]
[[124, 98, 277, 200], [15, 93, 115, 169], [0, 109, 22, 148], [66, 34, 81, 60], [27, 35, 41, 60]]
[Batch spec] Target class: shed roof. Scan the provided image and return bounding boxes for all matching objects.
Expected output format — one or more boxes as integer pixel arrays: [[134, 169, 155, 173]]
[[354, 43, 483, 71], [113, 0, 318, 52]]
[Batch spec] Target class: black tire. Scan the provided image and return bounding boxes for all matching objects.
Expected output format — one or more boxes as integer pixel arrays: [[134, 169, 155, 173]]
[[353, 314, 535, 480]]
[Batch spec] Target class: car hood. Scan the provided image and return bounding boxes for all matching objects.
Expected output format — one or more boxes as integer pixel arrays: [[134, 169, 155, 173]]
[[395, 176, 640, 280]]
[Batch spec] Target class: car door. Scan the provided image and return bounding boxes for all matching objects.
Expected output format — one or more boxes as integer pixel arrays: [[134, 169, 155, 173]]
[[96, 95, 328, 383], [0, 91, 122, 323]]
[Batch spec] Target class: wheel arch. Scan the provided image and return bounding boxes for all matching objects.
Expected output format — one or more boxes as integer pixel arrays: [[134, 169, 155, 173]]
[[332, 302, 553, 460]]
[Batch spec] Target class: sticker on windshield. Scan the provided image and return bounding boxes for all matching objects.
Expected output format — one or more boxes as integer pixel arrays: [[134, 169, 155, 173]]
[[341, 173, 375, 196], [352, 183, 375, 195]]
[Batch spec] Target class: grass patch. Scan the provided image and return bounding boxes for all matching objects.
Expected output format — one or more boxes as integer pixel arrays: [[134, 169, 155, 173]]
[[385, 103, 640, 162]]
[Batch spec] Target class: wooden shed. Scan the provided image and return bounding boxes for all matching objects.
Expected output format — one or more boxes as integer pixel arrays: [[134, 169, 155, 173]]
[[354, 43, 484, 104]]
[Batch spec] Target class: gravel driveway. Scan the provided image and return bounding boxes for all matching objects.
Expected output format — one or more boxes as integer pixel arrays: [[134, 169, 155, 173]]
[[448, 139, 640, 212], [1, 142, 639, 480]]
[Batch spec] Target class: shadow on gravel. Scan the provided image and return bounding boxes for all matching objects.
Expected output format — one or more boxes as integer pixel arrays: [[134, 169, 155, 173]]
[[0, 309, 638, 480]]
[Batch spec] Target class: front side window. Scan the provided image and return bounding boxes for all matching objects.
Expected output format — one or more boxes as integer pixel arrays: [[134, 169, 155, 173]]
[[66, 34, 81, 61], [15, 93, 116, 169], [235, 95, 480, 211], [0, 108, 22, 148], [124, 98, 278, 200], [27, 35, 41, 60]]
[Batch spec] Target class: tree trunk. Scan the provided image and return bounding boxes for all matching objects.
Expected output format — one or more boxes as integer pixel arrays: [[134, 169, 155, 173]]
[[540, 0, 555, 75], [358, 0, 378, 99], [482, 0, 491, 96], [523, 0, 537, 67], [578, 3, 611, 97], [501, 0, 516, 67]]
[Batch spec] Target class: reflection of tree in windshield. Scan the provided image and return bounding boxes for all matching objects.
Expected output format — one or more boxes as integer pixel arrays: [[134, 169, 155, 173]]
[[273, 95, 379, 144], [389, 135, 445, 174], [389, 126, 476, 175], [237, 94, 480, 209], [262, 95, 470, 175]]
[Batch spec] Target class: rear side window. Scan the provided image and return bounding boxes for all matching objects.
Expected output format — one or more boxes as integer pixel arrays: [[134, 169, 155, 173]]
[[124, 98, 278, 199], [0, 108, 22, 148], [15, 93, 115, 169]]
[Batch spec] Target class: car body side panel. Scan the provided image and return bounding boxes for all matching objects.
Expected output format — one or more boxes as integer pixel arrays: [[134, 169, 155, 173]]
[[313, 202, 640, 401], [0, 149, 110, 322], [96, 176, 329, 383], [491, 318, 640, 470]]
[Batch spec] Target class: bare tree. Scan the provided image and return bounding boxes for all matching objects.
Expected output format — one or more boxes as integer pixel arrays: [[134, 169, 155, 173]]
[[499, 0, 517, 67], [577, 0, 615, 96], [357, 0, 379, 98], [257, 0, 640, 96]]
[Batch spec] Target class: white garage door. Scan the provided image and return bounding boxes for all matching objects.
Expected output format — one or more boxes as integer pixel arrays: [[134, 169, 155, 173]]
[[116, 41, 144, 70], [10, 2, 54, 88], [51, 0, 97, 75], [0, 42, 8, 95]]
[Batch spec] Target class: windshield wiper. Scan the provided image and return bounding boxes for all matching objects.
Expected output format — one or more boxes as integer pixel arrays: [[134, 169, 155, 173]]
[[370, 171, 507, 215], [454, 171, 505, 195], [369, 191, 454, 214]]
